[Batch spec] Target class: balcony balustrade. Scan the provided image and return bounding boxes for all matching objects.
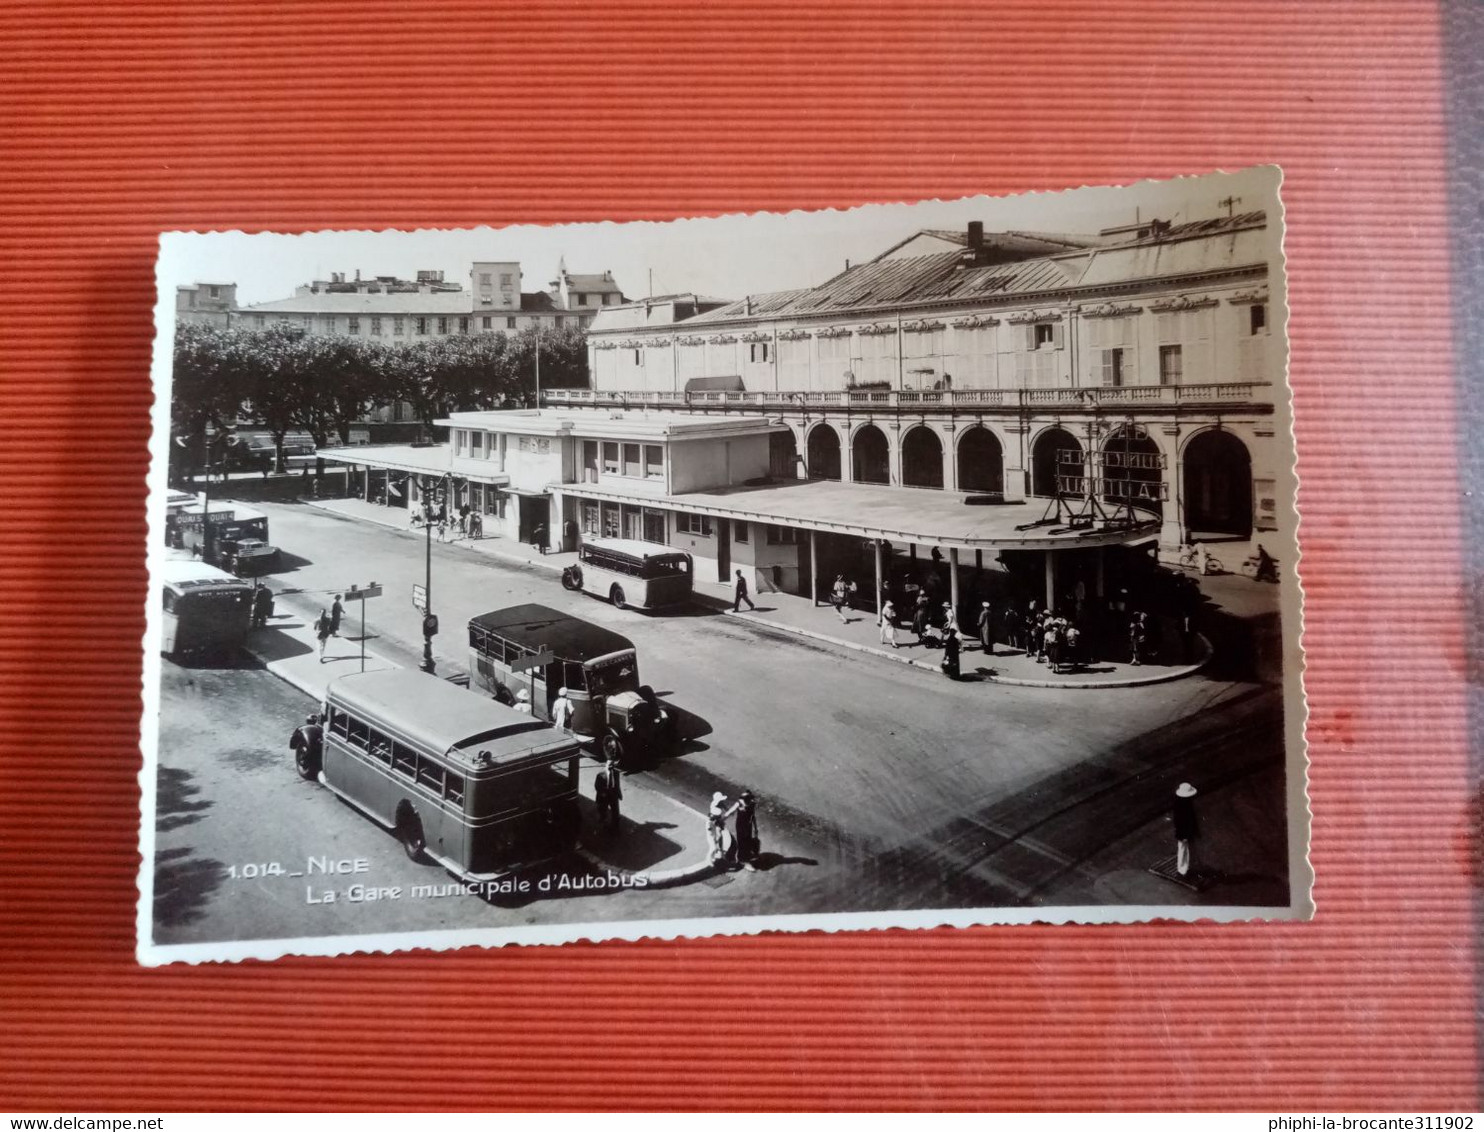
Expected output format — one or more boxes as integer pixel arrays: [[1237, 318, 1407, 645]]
[[542, 383, 1270, 412]]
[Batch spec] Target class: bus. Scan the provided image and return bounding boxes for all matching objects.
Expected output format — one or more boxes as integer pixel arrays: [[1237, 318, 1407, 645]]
[[177, 498, 271, 558], [469, 604, 640, 736], [160, 559, 254, 658], [310, 669, 583, 881], [560, 538, 693, 610]]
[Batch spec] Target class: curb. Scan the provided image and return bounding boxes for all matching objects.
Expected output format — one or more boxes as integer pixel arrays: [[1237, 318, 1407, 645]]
[[714, 603, 1212, 689]]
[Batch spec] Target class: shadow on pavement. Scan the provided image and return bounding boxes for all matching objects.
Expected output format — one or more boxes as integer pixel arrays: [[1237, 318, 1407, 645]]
[[156, 765, 213, 833], [246, 625, 316, 663], [153, 846, 226, 929]]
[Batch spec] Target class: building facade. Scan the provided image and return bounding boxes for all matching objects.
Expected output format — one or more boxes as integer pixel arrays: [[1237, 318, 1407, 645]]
[[568, 212, 1281, 562], [175, 282, 238, 326]]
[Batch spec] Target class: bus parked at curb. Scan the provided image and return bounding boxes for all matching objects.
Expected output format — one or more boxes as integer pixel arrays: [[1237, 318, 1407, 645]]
[[307, 669, 582, 883], [468, 604, 675, 765], [561, 538, 693, 611], [160, 559, 254, 658]]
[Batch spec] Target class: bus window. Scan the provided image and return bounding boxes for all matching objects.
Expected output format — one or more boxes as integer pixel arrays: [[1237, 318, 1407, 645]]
[[563, 662, 586, 692], [368, 729, 393, 765], [391, 739, 416, 776], [329, 709, 348, 739], [445, 772, 465, 807], [416, 756, 445, 795], [346, 716, 369, 750], [163, 591, 176, 613]]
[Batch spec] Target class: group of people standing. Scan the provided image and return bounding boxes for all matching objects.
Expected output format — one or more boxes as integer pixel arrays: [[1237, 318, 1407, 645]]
[[708, 789, 762, 871], [313, 594, 344, 660], [411, 502, 484, 542]]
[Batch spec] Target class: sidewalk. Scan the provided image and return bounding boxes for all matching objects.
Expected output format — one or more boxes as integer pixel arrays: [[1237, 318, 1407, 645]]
[[301, 495, 1209, 688], [241, 593, 717, 887], [698, 582, 1210, 689]]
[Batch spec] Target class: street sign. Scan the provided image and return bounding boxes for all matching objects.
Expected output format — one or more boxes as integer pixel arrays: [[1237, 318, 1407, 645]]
[[348, 583, 383, 600], [412, 583, 427, 612], [511, 649, 555, 674]]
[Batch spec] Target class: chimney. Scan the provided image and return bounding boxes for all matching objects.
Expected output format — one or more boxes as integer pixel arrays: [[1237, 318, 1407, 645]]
[[967, 221, 984, 249], [354, 268, 361, 282], [960, 221, 987, 269], [745, 295, 753, 315]]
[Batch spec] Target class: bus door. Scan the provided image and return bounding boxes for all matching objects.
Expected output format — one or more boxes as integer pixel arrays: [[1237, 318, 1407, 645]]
[[717, 520, 730, 581]]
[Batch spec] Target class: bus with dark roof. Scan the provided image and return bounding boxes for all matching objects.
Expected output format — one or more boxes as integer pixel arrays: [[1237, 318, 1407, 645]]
[[309, 669, 582, 879], [468, 604, 675, 764]]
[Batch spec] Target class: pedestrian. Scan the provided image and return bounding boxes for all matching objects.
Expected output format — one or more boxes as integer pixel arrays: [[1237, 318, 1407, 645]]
[[976, 601, 993, 654], [552, 686, 574, 731], [941, 626, 961, 679], [290, 712, 324, 778], [1064, 622, 1082, 670], [330, 593, 344, 637], [733, 569, 756, 612], [470, 511, 483, 539], [942, 600, 958, 636], [1255, 543, 1278, 582], [912, 592, 930, 644], [708, 791, 733, 865], [252, 582, 273, 629], [730, 789, 761, 871], [830, 574, 850, 624], [1130, 611, 1148, 666], [595, 756, 623, 835], [513, 688, 532, 714], [1173, 782, 1200, 876], [1044, 617, 1063, 674], [436, 518, 448, 542], [1002, 605, 1021, 652], [1033, 610, 1048, 663], [878, 598, 898, 648], [315, 609, 332, 660]]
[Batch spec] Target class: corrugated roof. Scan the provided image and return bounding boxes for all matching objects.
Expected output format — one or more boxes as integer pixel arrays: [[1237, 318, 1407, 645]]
[[679, 212, 1266, 326], [563, 273, 623, 292]]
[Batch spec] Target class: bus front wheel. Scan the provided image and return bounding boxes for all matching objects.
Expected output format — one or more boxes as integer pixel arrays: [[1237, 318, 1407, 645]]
[[295, 746, 321, 781], [562, 566, 583, 592], [396, 803, 426, 862], [610, 584, 626, 610]]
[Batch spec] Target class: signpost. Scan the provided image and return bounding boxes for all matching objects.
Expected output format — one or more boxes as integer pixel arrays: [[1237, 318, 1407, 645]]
[[412, 583, 427, 613], [345, 582, 383, 672], [511, 647, 555, 711]]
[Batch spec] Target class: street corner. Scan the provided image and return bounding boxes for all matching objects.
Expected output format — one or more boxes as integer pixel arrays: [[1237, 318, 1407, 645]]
[[575, 772, 720, 889]]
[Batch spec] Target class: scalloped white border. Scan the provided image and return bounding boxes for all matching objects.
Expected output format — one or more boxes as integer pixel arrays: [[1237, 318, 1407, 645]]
[[137, 167, 1311, 966]]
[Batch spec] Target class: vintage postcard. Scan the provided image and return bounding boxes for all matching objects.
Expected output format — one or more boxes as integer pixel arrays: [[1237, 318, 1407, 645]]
[[139, 167, 1310, 964]]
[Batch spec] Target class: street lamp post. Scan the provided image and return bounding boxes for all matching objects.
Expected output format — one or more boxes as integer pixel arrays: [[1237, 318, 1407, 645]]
[[421, 479, 436, 674]]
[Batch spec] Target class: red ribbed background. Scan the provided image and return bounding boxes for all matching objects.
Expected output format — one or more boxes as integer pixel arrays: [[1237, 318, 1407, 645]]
[[0, 0, 1474, 1111]]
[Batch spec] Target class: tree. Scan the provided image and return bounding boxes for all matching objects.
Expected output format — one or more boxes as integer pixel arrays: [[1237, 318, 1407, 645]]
[[238, 322, 317, 473], [171, 323, 249, 484]]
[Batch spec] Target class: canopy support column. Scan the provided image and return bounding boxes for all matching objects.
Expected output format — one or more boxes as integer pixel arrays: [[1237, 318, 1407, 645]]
[[1096, 546, 1105, 598], [950, 548, 961, 620], [873, 540, 884, 615], [809, 529, 819, 607], [1044, 551, 1056, 611]]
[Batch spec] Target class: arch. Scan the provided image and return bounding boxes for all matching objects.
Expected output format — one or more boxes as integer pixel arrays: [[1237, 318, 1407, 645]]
[[1031, 427, 1083, 497], [1182, 428, 1252, 538], [1101, 425, 1164, 515], [769, 427, 800, 479], [851, 423, 890, 485], [901, 425, 944, 489], [956, 425, 1004, 496], [805, 422, 841, 481]]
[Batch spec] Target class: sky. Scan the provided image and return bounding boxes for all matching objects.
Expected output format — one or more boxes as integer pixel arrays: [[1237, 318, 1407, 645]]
[[158, 167, 1280, 308]]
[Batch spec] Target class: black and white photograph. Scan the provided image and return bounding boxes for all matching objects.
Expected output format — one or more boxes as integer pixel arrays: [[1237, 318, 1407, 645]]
[[139, 167, 1310, 964]]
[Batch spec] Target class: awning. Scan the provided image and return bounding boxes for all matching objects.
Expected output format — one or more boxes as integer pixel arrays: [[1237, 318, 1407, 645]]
[[556, 477, 1161, 552], [683, 375, 745, 393], [318, 444, 509, 487]]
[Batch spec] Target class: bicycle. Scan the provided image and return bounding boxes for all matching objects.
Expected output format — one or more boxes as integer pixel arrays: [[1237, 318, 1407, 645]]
[[1177, 546, 1224, 575], [1239, 554, 1280, 583]]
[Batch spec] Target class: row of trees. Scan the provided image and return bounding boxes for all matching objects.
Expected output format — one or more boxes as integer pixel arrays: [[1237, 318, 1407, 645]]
[[171, 321, 589, 471]]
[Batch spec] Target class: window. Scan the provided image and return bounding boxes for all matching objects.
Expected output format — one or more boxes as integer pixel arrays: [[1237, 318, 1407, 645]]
[[346, 716, 369, 750], [734, 520, 749, 544], [600, 441, 619, 474], [370, 316, 382, 336], [391, 740, 416, 777], [444, 772, 465, 806], [581, 500, 600, 535], [416, 317, 429, 335], [555, 315, 565, 327], [1034, 322, 1055, 348], [577, 294, 588, 306], [622, 443, 641, 477], [482, 316, 492, 330], [633, 349, 641, 365], [1159, 344, 1183, 385], [329, 709, 348, 738], [369, 730, 393, 766], [479, 273, 492, 287], [303, 316, 315, 331], [1250, 304, 1267, 335], [750, 341, 771, 363], [254, 315, 266, 328], [766, 525, 798, 545], [393, 317, 405, 336], [1100, 347, 1125, 387], [644, 445, 663, 480], [676, 512, 713, 537], [347, 317, 360, 335], [471, 432, 484, 455], [437, 317, 449, 334], [500, 273, 513, 287], [323, 316, 337, 334], [507, 317, 517, 330], [415, 756, 444, 794], [208, 286, 220, 299], [459, 317, 469, 334]]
